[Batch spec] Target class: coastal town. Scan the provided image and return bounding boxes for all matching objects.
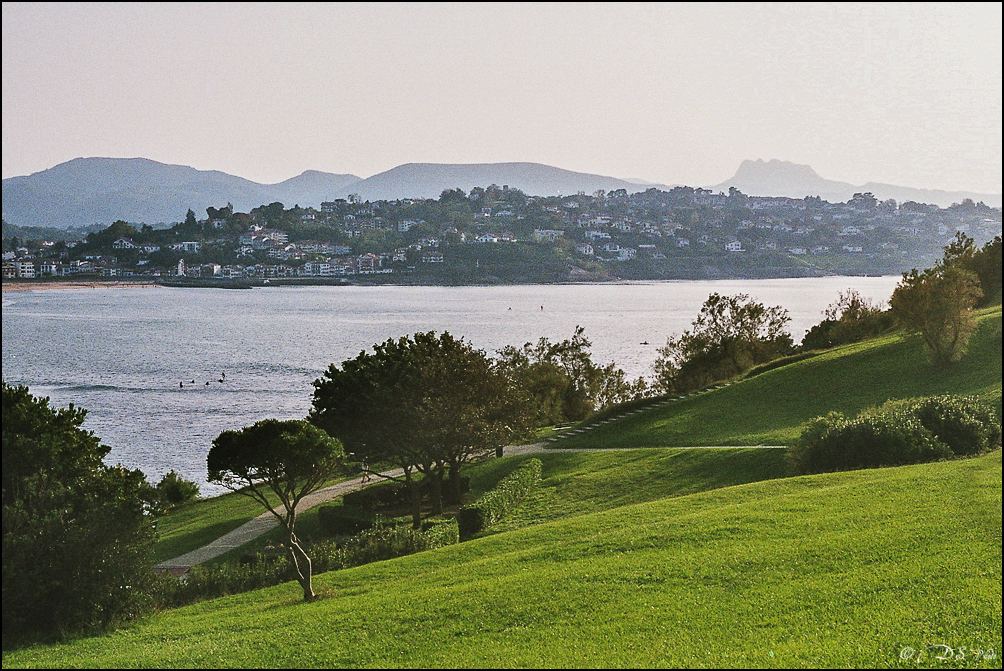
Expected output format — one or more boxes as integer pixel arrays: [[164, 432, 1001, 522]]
[[4, 186, 1001, 284]]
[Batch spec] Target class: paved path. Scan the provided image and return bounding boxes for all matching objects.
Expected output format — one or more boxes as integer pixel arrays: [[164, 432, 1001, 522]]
[[154, 441, 783, 572], [154, 467, 405, 572]]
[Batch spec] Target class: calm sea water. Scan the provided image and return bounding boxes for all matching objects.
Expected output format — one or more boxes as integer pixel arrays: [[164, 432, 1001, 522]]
[[2, 277, 900, 496]]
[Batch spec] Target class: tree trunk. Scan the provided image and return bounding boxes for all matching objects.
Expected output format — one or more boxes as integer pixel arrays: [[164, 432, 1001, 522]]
[[405, 468, 422, 529], [285, 530, 315, 601], [429, 463, 444, 515], [446, 458, 463, 505]]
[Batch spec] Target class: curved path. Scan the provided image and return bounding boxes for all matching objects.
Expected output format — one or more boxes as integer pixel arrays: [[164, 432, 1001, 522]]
[[154, 441, 783, 573]]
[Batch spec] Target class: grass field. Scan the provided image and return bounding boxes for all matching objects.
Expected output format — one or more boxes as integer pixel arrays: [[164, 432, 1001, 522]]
[[5, 450, 1000, 668]]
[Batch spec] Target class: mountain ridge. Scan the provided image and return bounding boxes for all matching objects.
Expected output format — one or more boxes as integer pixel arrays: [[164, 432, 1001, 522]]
[[3, 156, 999, 230]]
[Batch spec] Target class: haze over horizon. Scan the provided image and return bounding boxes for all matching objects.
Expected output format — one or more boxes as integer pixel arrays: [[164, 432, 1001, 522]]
[[3, 3, 1001, 195]]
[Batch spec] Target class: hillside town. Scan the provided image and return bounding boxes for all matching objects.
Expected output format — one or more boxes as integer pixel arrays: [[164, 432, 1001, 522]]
[[4, 186, 1001, 283]]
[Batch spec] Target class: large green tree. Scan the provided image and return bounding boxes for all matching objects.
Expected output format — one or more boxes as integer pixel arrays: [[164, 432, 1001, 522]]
[[652, 293, 794, 394], [208, 419, 345, 601], [310, 332, 534, 527], [2, 383, 157, 646], [889, 264, 983, 365], [497, 326, 646, 426]]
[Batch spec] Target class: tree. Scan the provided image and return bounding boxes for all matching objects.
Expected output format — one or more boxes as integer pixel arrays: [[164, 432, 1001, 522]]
[[941, 232, 1002, 306], [2, 383, 157, 646], [310, 332, 534, 527], [207, 419, 345, 601], [652, 293, 793, 394], [801, 289, 892, 350], [889, 264, 983, 365], [497, 326, 646, 426]]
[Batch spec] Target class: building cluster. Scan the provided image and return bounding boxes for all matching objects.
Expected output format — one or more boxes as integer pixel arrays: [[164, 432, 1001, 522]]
[[4, 187, 1001, 280]]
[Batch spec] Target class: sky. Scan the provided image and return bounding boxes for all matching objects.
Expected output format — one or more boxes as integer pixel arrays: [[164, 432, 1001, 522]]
[[2, 2, 1002, 194]]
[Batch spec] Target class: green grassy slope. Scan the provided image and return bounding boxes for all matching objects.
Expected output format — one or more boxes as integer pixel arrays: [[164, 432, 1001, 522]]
[[554, 306, 1002, 449], [7, 451, 1000, 669]]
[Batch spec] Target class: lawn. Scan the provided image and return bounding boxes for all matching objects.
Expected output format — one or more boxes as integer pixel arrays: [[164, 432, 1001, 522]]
[[6, 451, 1000, 668]]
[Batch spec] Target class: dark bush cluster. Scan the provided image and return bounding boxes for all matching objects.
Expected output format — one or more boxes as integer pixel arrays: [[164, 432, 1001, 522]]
[[458, 458, 542, 540], [317, 504, 380, 535], [342, 475, 470, 511], [788, 395, 1001, 475], [153, 470, 200, 509]]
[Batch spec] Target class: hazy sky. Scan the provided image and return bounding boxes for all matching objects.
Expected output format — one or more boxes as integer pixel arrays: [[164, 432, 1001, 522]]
[[3, 2, 1002, 193]]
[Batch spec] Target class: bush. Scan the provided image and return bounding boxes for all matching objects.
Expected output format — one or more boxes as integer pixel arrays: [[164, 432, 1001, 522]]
[[155, 470, 200, 508], [458, 458, 542, 540], [888, 395, 1001, 457], [788, 394, 1000, 475], [317, 505, 378, 536], [342, 475, 470, 511], [2, 384, 157, 647], [788, 410, 950, 475], [159, 520, 460, 609]]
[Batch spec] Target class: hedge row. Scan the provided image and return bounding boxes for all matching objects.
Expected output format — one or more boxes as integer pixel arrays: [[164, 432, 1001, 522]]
[[457, 458, 542, 540], [788, 394, 1001, 475]]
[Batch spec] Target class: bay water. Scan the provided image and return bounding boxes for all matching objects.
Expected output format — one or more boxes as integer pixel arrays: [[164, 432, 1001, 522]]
[[2, 277, 900, 497]]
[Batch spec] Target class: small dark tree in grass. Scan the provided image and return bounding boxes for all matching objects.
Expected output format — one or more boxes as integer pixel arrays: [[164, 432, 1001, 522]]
[[208, 419, 345, 601]]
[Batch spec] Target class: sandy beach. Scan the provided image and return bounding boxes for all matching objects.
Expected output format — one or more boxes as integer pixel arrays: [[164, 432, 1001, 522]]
[[1, 280, 160, 292]]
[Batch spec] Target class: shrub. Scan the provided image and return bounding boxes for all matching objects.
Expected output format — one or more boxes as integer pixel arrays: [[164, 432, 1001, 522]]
[[458, 458, 542, 540], [317, 505, 378, 536], [788, 410, 951, 475], [342, 475, 470, 511], [891, 395, 1001, 457], [788, 394, 1000, 475], [155, 470, 200, 508], [159, 521, 460, 609]]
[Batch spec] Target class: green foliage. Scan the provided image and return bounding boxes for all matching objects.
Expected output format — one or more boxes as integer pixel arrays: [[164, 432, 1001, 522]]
[[556, 307, 1001, 450], [209, 418, 346, 600], [787, 411, 949, 475], [497, 326, 646, 426], [788, 394, 1000, 475], [942, 232, 1002, 306], [159, 520, 459, 609], [317, 505, 378, 536], [6, 453, 999, 668], [891, 250, 984, 364], [458, 458, 542, 539], [874, 395, 1002, 457], [652, 292, 794, 394], [800, 288, 893, 351], [2, 383, 157, 647], [311, 331, 535, 526], [154, 469, 200, 508]]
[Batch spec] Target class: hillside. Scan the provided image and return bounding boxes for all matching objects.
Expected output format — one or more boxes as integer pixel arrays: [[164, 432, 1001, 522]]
[[5, 450, 999, 668], [3, 306, 1000, 667], [711, 158, 1002, 208], [555, 306, 1002, 449]]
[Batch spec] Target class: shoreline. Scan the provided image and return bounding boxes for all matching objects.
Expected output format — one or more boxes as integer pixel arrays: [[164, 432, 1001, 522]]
[[2, 280, 160, 293]]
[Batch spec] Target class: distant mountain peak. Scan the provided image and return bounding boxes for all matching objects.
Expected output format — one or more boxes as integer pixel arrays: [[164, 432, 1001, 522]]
[[710, 159, 1001, 208], [733, 158, 823, 180]]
